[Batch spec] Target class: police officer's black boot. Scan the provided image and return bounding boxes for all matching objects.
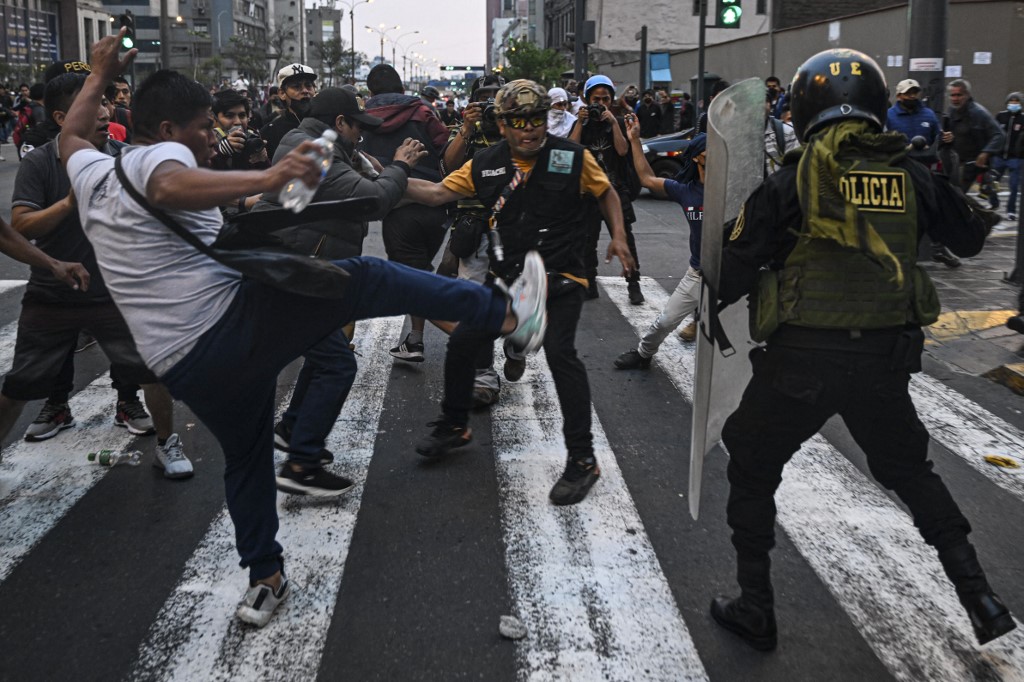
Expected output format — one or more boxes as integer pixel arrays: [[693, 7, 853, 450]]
[[710, 556, 777, 651], [938, 543, 1017, 645], [626, 270, 644, 305]]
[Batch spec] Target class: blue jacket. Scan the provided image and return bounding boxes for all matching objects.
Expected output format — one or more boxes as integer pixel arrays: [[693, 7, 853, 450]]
[[885, 102, 940, 146]]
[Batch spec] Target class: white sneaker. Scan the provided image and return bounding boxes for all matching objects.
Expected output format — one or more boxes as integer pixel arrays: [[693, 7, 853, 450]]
[[503, 250, 548, 355], [154, 433, 194, 479], [237, 577, 290, 628]]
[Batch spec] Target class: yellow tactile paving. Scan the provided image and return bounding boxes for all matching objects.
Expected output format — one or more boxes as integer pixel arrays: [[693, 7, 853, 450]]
[[926, 310, 1016, 342]]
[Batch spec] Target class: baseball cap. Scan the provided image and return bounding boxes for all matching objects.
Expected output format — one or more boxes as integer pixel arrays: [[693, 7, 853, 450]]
[[277, 63, 317, 89], [44, 59, 91, 83], [896, 78, 921, 95], [309, 87, 382, 129]]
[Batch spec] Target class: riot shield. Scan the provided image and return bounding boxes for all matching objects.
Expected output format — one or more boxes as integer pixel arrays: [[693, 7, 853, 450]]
[[689, 78, 766, 520]]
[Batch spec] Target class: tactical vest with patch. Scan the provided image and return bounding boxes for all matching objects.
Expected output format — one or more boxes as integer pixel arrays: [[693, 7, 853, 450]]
[[753, 158, 940, 339], [471, 136, 587, 278]]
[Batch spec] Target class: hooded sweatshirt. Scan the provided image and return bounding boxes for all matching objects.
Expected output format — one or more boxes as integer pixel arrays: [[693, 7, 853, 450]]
[[362, 92, 448, 181]]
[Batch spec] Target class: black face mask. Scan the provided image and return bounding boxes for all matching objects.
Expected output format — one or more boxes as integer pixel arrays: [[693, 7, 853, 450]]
[[901, 99, 921, 112], [291, 98, 312, 118]]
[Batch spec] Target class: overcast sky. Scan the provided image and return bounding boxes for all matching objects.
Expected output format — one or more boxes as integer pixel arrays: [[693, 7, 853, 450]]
[[305, 0, 487, 78]]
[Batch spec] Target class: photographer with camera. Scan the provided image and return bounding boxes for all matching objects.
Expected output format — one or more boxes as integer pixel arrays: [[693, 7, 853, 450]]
[[569, 74, 645, 303], [211, 89, 269, 172], [439, 73, 509, 406], [637, 89, 662, 139]]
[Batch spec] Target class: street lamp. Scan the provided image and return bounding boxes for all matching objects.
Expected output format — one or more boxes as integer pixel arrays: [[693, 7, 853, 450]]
[[216, 9, 228, 50], [396, 37, 426, 85], [388, 30, 419, 72], [339, 0, 373, 83], [365, 23, 399, 64]]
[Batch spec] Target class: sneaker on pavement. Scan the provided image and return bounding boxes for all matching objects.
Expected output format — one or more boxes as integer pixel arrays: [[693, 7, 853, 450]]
[[472, 386, 499, 409], [549, 458, 601, 505], [154, 433, 194, 479], [276, 464, 354, 496], [614, 349, 652, 370], [932, 246, 961, 268], [390, 335, 425, 362], [1009, 212, 1017, 222], [237, 577, 290, 628], [273, 421, 335, 464], [416, 419, 472, 458], [679, 320, 697, 342], [24, 401, 75, 442], [503, 340, 527, 382], [503, 250, 548, 356], [115, 399, 156, 435]]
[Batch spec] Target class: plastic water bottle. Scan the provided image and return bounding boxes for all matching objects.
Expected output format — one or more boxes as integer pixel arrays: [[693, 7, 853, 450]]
[[281, 128, 338, 213], [87, 449, 142, 467]]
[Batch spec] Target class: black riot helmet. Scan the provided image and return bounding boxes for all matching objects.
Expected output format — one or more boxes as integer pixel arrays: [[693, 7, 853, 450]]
[[789, 48, 888, 142], [420, 85, 440, 101]]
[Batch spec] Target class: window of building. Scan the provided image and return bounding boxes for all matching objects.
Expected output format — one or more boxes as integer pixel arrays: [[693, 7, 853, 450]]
[[756, 0, 767, 14], [693, 0, 701, 16], [83, 17, 94, 48], [193, 21, 208, 34]]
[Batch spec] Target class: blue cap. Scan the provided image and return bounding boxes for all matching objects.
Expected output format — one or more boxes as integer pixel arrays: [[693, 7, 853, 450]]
[[583, 75, 615, 99]]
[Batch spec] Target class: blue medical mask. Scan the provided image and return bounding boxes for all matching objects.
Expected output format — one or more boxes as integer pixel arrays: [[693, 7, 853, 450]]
[[1009, 103, 1022, 113]]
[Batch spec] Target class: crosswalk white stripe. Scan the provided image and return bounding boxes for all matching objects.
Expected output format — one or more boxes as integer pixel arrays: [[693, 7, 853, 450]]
[[602, 276, 1024, 681], [0, 373, 139, 584], [491, 347, 709, 680], [129, 316, 404, 681], [0, 279, 27, 297], [910, 374, 1024, 501]]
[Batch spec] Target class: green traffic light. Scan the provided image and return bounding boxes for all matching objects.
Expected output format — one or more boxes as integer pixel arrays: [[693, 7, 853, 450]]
[[721, 6, 741, 24], [122, 35, 134, 49]]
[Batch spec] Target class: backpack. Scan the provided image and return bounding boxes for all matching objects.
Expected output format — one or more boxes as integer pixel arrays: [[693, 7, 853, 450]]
[[12, 103, 35, 149]]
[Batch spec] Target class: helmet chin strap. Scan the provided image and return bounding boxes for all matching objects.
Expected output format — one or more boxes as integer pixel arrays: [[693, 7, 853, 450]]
[[512, 134, 548, 158]]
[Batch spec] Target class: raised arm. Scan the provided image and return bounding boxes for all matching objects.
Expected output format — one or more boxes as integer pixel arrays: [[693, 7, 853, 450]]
[[624, 117, 668, 197]]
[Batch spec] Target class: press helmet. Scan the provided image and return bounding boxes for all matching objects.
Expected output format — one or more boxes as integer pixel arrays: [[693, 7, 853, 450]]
[[494, 79, 551, 117], [788, 48, 888, 142], [583, 74, 615, 100]]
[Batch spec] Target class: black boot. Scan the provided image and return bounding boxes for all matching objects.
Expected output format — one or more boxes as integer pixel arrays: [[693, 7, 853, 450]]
[[626, 271, 644, 305], [939, 543, 1017, 645], [710, 557, 778, 651]]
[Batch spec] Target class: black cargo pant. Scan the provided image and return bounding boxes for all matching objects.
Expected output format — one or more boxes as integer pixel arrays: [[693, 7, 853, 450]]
[[441, 282, 594, 462], [721, 331, 972, 563], [582, 195, 639, 283]]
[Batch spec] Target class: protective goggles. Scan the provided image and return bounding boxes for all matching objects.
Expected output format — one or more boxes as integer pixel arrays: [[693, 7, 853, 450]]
[[504, 114, 548, 129]]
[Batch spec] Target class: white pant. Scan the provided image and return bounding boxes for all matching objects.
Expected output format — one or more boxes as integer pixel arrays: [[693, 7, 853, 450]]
[[638, 266, 701, 358]]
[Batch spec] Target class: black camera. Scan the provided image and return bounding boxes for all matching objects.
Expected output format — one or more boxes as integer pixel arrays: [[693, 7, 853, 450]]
[[242, 131, 265, 156], [473, 98, 499, 137], [586, 103, 606, 120]]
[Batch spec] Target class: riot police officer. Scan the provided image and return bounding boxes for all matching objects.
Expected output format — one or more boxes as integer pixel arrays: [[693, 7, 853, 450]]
[[711, 49, 1014, 651]]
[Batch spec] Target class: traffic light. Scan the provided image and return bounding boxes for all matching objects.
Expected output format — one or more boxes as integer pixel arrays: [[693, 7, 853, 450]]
[[118, 11, 135, 49], [716, 0, 742, 28]]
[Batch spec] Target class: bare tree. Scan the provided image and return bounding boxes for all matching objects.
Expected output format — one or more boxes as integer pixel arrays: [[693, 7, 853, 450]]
[[226, 36, 270, 86], [268, 17, 299, 77], [311, 37, 347, 87]]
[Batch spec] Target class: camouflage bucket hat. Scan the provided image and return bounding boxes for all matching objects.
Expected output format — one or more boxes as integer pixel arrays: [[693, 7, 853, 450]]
[[494, 79, 552, 117]]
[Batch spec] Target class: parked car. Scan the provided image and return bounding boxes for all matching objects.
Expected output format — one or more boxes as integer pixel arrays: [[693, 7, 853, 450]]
[[641, 129, 694, 181]]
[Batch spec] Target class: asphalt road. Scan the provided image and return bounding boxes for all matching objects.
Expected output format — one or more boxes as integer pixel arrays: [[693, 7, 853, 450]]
[[0, 155, 1021, 681]]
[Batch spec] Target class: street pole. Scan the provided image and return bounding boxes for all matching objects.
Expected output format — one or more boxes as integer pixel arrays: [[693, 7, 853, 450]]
[[573, 0, 585, 81], [636, 25, 647, 93], [159, 0, 171, 71], [907, 0, 948, 114], [697, 0, 706, 115], [350, 11, 356, 82]]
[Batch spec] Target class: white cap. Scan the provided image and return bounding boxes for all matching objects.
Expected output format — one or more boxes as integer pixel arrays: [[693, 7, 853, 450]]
[[277, 63, 317, 89], [896, 78, 921, 95], [548, 87, 569, 104]]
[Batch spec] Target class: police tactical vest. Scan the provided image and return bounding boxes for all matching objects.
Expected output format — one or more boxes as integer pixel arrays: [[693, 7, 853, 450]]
[[754, 158, 940, 339], [471, 136, 587, 277]]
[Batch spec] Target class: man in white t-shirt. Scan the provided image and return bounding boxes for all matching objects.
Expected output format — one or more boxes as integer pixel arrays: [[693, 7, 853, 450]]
[[61, 33, 549, 629]]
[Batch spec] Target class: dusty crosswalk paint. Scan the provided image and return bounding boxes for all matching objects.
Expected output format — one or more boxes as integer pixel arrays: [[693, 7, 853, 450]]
[[603, 276, 1024, 681], [0, 280, 27, 297], [129, 316, 403, 681], [0, 374, 139, 584], [491, 346, 709, 681]]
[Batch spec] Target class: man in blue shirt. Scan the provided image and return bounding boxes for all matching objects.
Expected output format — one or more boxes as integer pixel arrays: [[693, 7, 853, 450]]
[[614, 124, 706, 370], [885, 79, 939, 145]]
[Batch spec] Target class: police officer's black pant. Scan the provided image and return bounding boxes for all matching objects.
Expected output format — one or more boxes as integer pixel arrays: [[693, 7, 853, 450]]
[[441, 284, 594, 461], [582, 201, 639, 282], [721, 343, 971, 563]]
